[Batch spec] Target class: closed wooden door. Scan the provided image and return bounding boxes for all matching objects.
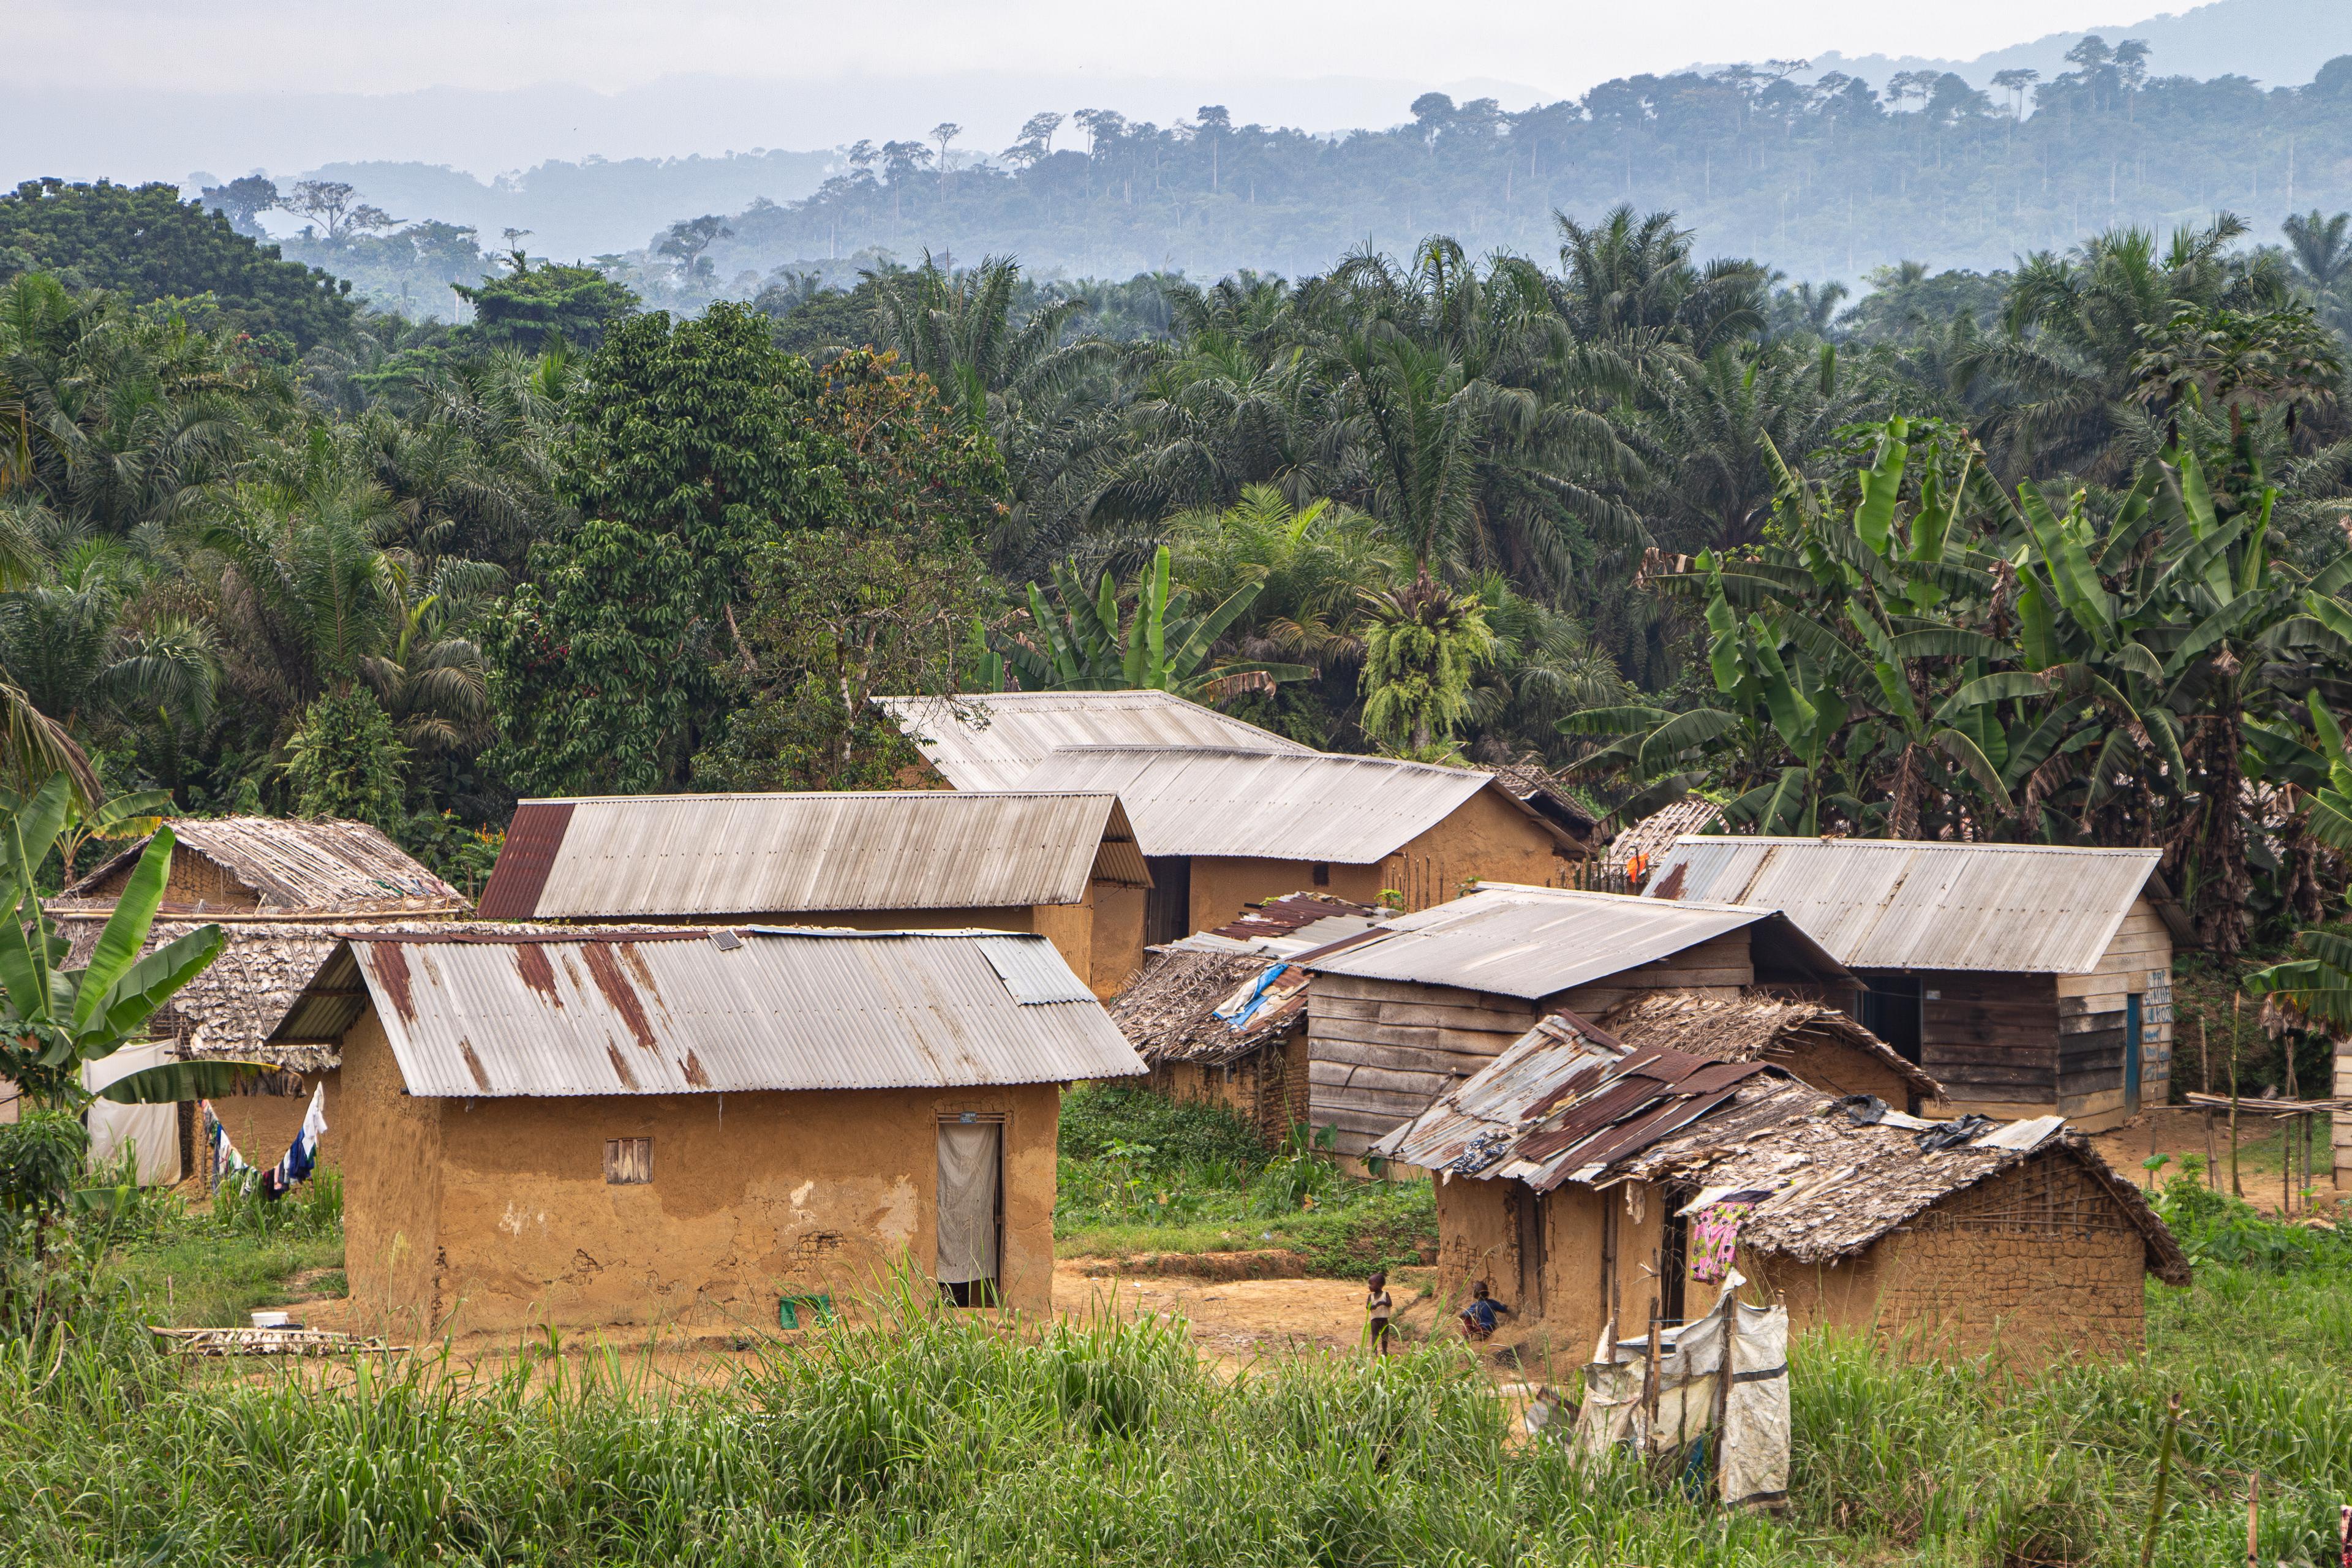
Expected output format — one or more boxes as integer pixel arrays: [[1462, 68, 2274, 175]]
[[2124, 993, 2144, 1115]]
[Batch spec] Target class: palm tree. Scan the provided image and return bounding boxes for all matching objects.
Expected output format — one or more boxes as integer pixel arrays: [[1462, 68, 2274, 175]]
[[1359, 571, 1499, 758]]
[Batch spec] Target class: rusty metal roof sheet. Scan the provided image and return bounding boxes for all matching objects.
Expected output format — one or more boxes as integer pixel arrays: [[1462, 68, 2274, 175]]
[[269, 927, 1145, 1096], [62, 817, 469, 914], [1367, 1012, 1777, 1189], [1301, 883, 1849, 999], [1644, 837, 2166, 973], [1011, 745, 1578, 862], [476, 791, 1147, 920], [875, 690, 1313, 791], [1371, 1013, 2190, 1282]]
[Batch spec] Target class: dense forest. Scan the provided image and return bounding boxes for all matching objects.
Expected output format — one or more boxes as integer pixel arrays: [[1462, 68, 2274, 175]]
[[11, 124, 2352, 972], [159, 41, 2352, 312]]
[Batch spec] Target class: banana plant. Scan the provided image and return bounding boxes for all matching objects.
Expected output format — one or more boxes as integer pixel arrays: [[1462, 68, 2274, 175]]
[[976, 545, 1307, 701], [0, 774, 247, 1111]]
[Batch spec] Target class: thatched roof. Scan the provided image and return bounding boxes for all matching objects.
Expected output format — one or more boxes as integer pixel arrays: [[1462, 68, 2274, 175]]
[[1110, 947, 1308, 1067], [1612, 1079, 2192, 1285], [1607, 797, 1726, 874], [55, 916, 565, 1075], [60, 816, 469, 916], [1600, 991, 1941, 1100]]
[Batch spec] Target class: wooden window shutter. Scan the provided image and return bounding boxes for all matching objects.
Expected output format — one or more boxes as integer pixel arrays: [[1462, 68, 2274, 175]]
[[605, 1137, 652, 1184]]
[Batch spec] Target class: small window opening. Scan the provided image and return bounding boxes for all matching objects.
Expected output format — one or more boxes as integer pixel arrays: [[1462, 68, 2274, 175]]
[[605, 1137, 652, 1184], [1312, 862, 1331, 886]]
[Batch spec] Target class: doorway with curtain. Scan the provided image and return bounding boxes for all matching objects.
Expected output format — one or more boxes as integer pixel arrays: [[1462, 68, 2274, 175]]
[[937, 1115, 1004, 1306]]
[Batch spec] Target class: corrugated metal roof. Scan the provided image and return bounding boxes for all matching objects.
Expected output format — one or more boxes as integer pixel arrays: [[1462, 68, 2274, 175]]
[[63, 817, 469, 914], [476, 791, 1148, 919], [1643, 837, 2165, 973], [1012, 745, 1572, 862], [1368, 1013, 1774, 1189], [975, 933, 1098, 1003], [1302, 883, 1849, 999], [271, 927, 1144, 1097], [875, 690, 1313, 791]]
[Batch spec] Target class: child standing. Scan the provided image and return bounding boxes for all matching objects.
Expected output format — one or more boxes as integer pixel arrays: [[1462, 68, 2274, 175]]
[[1365, 1271, 1394, 1354]]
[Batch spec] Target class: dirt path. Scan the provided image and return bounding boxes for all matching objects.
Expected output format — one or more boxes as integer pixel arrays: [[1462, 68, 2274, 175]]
[[1052, 1262, 1444, 1365], [2090, 1106, 2344, 1215]]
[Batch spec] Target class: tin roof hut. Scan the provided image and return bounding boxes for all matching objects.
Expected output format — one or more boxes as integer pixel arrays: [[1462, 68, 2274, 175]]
[[1294, 884, 1854, 1160], [475, 790, 1151, 995], [274, 925, 1143, 1335], [1646, 837, 2192, 1128], [1373, 1012, 2189, 1365], [59, 816, 469, 916]]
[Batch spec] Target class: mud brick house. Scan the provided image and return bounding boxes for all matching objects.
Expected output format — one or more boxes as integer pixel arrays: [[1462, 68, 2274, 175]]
[[24, 819, 469, 1184], [475, 791, 1150, 995], [1373, 1012, 2191, 1365], [1294, 884, 1856, 1161], [1645, 838, 2189, 1129], [879, 690, 1598, 957], [1110, 893, 1382, 1141], [270, 926, 1142, 1336]]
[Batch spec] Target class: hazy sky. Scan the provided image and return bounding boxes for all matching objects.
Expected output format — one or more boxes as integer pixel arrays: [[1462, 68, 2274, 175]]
[[26, 1, 2164, 97]]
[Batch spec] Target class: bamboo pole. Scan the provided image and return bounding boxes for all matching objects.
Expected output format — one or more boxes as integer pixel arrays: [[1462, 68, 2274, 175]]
[[2139, 1392, 2182, 1568], [2204, 1107, 2218, 1191], [2231, 994, 2244, 1199], [2201, 1016, 2211, 1095], [2246, 1473, 2260, 1567]]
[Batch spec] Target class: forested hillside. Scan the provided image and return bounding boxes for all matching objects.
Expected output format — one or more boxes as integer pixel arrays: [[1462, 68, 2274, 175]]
[[10, 143, 2352, 961], [662, 42, 2352, 289]]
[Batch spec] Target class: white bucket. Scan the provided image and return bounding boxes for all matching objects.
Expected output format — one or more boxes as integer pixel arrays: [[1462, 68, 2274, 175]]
[[250, 1310, 290, 1329]]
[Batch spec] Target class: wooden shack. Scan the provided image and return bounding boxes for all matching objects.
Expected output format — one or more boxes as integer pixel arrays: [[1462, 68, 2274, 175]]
[[1373, 1014, 2192, 1365], [1295, 884, 1855, 1161], [269, 927, 1144, 1336], [1109, 893, 1382, 1142], [476, 791, 1151, 996], [1646, 838, 2191, 1129]]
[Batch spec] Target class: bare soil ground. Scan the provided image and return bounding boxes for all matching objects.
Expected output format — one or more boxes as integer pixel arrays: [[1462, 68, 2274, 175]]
[[2090, 1106, 2344, 1216]]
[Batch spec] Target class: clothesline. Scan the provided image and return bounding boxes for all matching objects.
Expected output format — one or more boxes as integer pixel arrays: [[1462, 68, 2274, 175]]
[[199, 1085, 328, 1200]]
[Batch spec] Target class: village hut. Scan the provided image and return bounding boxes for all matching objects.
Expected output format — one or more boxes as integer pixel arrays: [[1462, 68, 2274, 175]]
[[1599, 992, 1937, 1114], [266, 925, 1142, 1336], [475, 791, 1151, 995], [1646, 838, 2192, 1128], [32, 819, 469, 1185], [878, 690, 1597, 960], [57, 816, 470, 916], [1372, 1012, 2192, 1365], [1294, 884, 1853, 1161], [1008, 747, 1591, 968], [1109, 893, 1382, 1140]]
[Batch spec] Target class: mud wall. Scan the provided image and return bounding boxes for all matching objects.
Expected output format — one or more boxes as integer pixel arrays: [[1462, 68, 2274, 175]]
[[364, 1074, 1061, 1335], [205, 1069, 341, 1178], [339, 1013, 442, 1338], [1379, 788, 1579, 911]]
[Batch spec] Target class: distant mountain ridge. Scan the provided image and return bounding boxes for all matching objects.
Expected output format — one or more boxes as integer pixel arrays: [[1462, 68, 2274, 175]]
[[1800, 0, 2352, 91]]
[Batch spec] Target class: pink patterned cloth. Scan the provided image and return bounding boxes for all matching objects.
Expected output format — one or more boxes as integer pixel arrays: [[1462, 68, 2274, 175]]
[[1691, 1202, 1752, 1284]]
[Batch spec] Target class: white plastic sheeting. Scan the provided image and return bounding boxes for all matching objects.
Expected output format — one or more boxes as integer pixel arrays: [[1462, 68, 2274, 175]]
[[935, 1120, 1002, 1285], [1571, 1272, 1790, 1509], [81, 1042, 183, 1188]]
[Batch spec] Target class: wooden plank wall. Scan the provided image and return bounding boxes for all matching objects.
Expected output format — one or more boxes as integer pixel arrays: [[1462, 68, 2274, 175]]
[[1917, 972, 2062, 1115], [2054, 897, 2174, 1125], [1303, 930, 1757, 1159], [1305, 974, 1539, 1158]]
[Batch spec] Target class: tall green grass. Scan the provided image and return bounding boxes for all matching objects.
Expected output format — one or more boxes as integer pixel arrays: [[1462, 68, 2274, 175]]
[[1056, 1086, 1438, 1275], [5, 1258, 2350, 1566]]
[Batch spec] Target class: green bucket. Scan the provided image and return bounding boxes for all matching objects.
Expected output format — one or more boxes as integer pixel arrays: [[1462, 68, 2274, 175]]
[[778, 1292, 834, 1330]]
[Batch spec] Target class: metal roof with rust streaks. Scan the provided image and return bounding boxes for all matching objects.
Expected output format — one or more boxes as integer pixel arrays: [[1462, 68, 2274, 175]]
[[1644, 837, 2165, 973], [277, 928, 1144, 1096], [478, 791, 1147, 919], [1302, 883, 1849, 999], [1011, 745, 1556, 862], [875, 690, 1312, 791]]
